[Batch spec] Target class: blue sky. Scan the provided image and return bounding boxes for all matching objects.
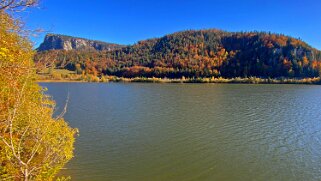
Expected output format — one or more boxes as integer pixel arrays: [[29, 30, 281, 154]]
[[23, 0, 321, 49]]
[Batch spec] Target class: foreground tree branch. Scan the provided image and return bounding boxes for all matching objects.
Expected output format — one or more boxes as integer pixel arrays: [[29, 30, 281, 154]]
[[0, 7, 77, 181], [0, 0, 37, 11]]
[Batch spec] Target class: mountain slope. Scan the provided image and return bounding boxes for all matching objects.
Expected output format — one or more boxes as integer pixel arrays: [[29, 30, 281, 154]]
[[35, 30, 321, 78], [37, 34, 124, 51]]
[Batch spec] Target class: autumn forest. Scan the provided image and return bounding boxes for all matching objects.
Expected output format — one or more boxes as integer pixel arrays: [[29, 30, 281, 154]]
[[35, 30, 321, 80]]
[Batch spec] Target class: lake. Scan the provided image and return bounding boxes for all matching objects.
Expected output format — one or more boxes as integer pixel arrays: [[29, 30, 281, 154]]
[[40, 83, 321, 181]]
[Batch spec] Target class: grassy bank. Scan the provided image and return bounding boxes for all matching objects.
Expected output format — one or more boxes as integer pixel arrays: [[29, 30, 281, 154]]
[[37, 69, 321, 84], [106, 76, 321, 84]]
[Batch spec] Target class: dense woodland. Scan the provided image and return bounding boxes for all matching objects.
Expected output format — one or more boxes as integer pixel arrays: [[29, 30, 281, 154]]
[[35, 30, 321, 78]]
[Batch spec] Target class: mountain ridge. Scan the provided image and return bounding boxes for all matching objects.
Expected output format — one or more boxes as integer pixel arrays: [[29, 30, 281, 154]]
[[37, 33, 124, 51], [35, 29, 321, 78]]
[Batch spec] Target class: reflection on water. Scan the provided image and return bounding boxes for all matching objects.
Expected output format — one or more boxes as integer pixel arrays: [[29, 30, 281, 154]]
[[41, 83, 321, 181]]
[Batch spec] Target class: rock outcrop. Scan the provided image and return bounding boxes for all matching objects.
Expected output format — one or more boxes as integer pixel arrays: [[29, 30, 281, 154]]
[[37, 34, 124, 51]]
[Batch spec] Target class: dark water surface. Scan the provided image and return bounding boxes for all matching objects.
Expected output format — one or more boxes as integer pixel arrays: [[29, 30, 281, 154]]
[[40, 83, 321, 181]]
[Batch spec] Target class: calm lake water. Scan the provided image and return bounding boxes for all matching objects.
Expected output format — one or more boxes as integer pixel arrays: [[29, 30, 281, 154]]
[[40, 83, 321, 181]]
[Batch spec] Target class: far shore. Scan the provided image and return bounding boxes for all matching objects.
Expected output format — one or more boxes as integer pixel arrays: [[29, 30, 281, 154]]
[[37, 76, 321, 85], [37, 79, 85, 83]]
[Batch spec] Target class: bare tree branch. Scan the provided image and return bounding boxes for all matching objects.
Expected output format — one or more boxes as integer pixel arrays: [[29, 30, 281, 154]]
[[0, 0, 38, 11], [55, 92, 70, 120]]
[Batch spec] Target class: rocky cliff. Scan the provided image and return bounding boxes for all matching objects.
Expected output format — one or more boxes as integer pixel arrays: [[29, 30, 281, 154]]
[[37, 34, 124, 51]]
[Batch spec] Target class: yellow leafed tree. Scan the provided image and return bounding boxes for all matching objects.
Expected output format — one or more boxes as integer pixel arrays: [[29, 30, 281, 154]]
[[0, 7, 77, 181]]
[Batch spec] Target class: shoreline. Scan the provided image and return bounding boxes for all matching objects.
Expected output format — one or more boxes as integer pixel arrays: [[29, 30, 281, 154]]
[[37, 76, 321, 85]]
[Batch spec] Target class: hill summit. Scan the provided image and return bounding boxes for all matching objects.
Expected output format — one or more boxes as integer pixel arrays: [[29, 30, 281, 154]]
[[37, 34, 124, 51]]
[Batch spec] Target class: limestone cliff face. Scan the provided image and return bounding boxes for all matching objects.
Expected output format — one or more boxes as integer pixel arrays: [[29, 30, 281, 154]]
[[37, 34, 123, 51]]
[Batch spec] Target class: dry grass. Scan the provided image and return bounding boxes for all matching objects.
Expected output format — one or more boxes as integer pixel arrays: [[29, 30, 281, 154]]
[[37, 71, 321, 85]]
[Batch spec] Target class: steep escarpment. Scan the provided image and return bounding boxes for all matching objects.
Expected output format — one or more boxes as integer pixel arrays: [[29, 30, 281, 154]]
[[37, 34, 124, 51]]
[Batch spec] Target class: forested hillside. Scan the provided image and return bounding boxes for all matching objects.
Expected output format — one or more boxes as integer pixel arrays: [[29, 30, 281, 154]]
[[35, 29, 321, 78]]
